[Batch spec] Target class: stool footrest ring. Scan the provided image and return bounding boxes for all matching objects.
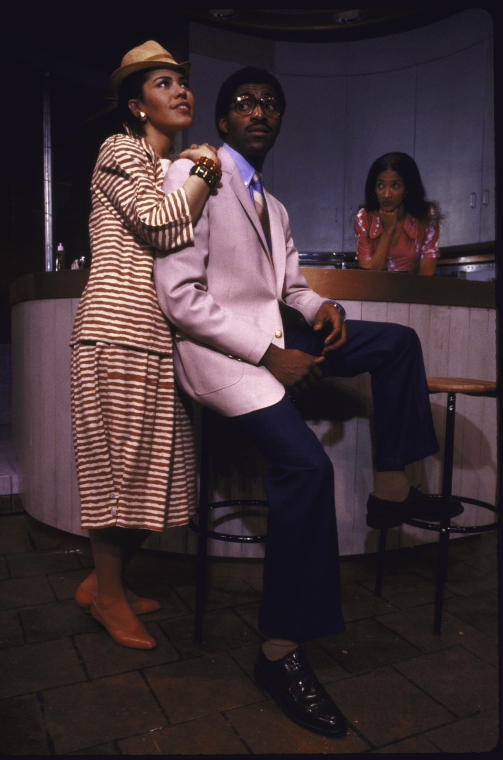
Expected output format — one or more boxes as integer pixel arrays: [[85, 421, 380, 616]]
[[404, 494, 497, 533], [189, 499, 268, 543]]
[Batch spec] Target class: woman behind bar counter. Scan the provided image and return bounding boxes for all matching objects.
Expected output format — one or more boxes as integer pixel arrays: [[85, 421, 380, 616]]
[[70, 41, 221, 650], [355, 152, 440, 275]]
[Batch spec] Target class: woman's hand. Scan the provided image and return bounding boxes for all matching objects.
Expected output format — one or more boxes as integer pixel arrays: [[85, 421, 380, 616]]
[[178, 143, 221, 167], [379, 207, 398, 234]]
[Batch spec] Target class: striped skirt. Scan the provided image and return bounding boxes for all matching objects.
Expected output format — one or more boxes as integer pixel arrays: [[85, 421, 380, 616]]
[[71, 342, 196, 531]]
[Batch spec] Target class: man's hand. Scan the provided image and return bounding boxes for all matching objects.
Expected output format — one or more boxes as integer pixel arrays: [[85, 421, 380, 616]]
[[261, 343, 324, 394], [178, 143, 220, 165], [313, 303, 347, 355]]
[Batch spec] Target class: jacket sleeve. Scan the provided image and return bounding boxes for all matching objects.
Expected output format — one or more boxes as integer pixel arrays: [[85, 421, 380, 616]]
[[154, 159, 273, 366], [91, 135, 193, 251]]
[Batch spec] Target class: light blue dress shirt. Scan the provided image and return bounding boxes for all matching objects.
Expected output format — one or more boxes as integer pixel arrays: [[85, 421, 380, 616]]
[[223, 143, 259, 203]]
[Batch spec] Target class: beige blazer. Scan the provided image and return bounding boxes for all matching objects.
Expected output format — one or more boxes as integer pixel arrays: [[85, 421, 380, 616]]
[[154, 146, 323, 417]]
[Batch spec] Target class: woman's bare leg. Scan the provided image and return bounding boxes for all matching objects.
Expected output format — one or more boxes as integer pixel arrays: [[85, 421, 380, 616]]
[[89, 528, 155, 646]]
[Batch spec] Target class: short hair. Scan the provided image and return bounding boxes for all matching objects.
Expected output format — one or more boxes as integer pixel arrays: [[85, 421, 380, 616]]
[[215, 67, 286, 138], [363, 152, 436, 222]]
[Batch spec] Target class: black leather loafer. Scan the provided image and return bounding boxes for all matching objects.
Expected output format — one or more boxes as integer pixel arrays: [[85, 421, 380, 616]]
[[366, 490, 414, 529], [254, 645, 348, 738], [367, 486, 464, 529]]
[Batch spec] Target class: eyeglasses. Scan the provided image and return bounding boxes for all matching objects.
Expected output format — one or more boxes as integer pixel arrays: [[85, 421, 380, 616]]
[[231, 94, 281, 118]]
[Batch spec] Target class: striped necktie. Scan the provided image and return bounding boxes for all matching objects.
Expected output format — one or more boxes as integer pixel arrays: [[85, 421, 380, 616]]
[[251, 171, 271, 246]]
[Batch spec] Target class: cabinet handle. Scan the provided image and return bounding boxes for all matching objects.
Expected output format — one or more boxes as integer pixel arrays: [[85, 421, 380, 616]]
[[483, 190, 490, 206], [470, 193, 477, 209]]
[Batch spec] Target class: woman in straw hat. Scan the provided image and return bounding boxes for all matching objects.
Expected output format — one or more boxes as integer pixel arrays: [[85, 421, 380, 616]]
[[71, 41, 222, 649]]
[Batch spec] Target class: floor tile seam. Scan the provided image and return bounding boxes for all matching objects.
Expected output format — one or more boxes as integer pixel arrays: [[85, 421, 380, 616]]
[[36, 690, 57, 756], [112, 739, 122, 754], [219, 708, 263, 754], [316, 642, 354, 678], [137, 667, 174, 726], [441, 605, 499, 638], [388, 658, 466, 719], [352, 578, 436, 610], [229, 604, 265, 640], [226, 645, 266, 689], [155, 619, 204, 661], [164, 581, 196, 614], [15, 606, 29, 645], [344, 614, 425, 659], [69, 635, 93, 682]]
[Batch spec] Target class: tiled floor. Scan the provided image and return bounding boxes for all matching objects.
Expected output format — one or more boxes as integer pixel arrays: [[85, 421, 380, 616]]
[[0, 495, 499, 755]]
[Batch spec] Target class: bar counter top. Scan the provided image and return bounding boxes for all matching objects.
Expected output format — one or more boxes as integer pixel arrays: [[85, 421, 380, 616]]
[[10, 268, 496, 310]]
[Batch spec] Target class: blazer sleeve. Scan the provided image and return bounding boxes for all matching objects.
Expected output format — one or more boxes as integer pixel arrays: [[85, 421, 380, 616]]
[[91, 135, 193, 251], [154, 159, 274, 366]]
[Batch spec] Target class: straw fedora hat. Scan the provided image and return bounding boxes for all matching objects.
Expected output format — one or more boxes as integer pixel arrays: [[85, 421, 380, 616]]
[[110, 40, 191, 95]]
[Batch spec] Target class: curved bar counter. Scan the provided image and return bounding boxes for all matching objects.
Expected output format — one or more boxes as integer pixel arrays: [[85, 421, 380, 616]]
[[11, 270, 496, 556]]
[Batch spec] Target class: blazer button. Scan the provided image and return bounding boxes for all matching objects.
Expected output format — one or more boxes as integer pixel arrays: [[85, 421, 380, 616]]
[[275, 330, 283, 339]]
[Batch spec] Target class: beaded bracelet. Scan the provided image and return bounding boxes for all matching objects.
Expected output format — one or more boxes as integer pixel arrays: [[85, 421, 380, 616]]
[[189, 163, 219, 190], [193, 155, 222, 180]]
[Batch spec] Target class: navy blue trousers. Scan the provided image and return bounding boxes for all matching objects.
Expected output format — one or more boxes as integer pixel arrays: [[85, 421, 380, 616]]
[[232, 320, 438, 641]]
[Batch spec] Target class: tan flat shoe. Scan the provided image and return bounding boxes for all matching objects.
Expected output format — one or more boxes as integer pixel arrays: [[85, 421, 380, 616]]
[[75, 580, 161, 615], [90, 597, 157, 650]]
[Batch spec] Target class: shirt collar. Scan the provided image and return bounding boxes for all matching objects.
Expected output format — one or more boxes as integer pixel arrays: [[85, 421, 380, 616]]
[[369, 211, 417, 239], [223, 143, 257, 187]]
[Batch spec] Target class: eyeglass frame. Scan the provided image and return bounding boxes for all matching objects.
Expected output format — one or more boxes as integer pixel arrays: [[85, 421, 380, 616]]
[[230, 94, 282, 118]]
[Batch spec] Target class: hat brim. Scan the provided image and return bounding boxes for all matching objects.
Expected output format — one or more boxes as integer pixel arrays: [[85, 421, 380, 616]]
[[110, 59, 191, 95]]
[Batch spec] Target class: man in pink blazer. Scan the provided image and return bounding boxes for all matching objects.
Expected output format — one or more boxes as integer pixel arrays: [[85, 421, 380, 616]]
[[155, 68, 439, 738]]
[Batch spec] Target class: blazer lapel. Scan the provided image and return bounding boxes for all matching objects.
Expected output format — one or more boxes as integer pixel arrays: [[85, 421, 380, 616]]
[[264, 189, 286, 297], [221, 149, 271, 257]]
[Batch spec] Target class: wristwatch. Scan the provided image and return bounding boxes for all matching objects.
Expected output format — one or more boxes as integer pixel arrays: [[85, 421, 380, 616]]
[[321, 299, 346, 321]]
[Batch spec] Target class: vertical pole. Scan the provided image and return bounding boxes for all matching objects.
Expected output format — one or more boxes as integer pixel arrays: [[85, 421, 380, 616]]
[[433, 391, 456, 635], [43, 72, 53, 272], [194, 407, 210, 645]]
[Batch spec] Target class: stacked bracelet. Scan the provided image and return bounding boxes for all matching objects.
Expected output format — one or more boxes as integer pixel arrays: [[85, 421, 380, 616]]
[[189, 156, 222, 190], [194, 155, 222, 179]]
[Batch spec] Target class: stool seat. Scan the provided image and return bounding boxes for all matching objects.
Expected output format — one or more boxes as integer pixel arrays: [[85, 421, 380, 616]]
[[427, 377, 497, 395]]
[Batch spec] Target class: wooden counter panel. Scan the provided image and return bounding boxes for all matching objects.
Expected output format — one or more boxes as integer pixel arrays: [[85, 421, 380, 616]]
[[302, 269, 495, 309], [10, 268, 495, 309], [10, 271, 89, 305]]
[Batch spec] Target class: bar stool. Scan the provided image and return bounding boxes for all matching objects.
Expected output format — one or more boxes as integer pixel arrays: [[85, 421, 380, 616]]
[[189, 406, 268, 645], [373, 376, 498, 635]]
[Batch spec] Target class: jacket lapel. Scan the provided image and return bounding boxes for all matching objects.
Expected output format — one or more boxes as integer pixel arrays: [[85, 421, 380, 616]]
[[264, 188, 286, 298], [220, 148, 271, 257]]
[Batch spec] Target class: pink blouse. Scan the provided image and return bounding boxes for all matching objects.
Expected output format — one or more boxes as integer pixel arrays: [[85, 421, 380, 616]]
[[355, 206, 440, 273]]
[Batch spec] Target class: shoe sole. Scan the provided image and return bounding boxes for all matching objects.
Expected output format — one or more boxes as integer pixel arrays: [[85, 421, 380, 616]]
[[254, 665, 348, 738]]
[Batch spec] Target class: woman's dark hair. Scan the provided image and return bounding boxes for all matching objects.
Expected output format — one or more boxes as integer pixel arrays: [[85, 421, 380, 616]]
[[364, 152, 437, 222], [215, 67, 286, 139], [116, 68, 156, 137]]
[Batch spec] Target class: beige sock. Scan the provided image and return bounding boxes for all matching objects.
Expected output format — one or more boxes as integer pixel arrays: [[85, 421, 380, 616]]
[[262, 638, 298, 661], [373, 470, 409, 502]]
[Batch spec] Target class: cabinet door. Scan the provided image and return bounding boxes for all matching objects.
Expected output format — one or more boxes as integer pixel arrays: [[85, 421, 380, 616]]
[[415, 41, 488, 246], [273, 74, 346, 252], [343, 68, 416, 252], [480, 37, 495, 242]]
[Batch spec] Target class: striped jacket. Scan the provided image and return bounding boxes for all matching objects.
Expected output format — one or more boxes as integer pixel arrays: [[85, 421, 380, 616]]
[[71, 132, 193, 352]]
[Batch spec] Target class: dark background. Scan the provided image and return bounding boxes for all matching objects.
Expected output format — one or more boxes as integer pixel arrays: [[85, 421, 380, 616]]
[[0, 8, 470, 343]]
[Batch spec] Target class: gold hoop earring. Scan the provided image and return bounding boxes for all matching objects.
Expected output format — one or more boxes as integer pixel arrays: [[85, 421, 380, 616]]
[[138, 111, 148, 123]]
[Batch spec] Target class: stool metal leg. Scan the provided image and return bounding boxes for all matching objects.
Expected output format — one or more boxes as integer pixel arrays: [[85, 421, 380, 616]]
[[374, 528, 388, 597], [434, 391, 456, 636], [194, 409, 211, 645]]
